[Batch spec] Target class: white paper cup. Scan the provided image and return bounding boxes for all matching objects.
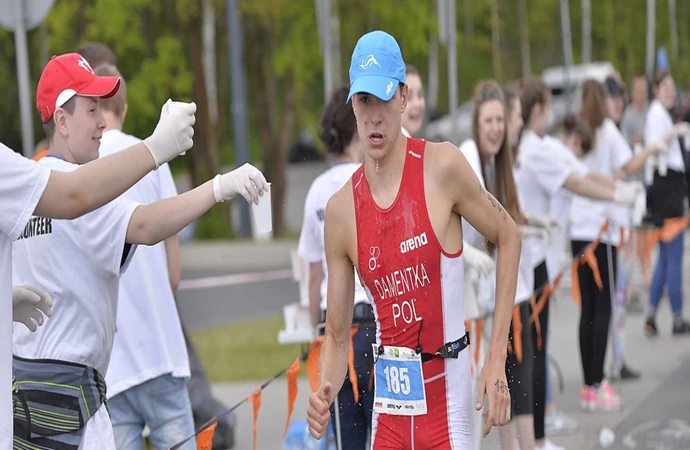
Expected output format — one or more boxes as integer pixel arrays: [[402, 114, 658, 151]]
[[251, 182, 272, 236]]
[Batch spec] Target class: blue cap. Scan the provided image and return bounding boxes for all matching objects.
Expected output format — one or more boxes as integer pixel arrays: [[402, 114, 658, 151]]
[[347, 30, 406, 102]]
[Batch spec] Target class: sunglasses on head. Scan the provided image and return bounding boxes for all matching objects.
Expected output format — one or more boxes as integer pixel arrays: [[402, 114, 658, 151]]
[[479, 85, 503, 102]]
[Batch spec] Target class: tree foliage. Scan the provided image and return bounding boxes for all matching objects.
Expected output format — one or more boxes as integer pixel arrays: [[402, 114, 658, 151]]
[[1, 0, 689, 237]]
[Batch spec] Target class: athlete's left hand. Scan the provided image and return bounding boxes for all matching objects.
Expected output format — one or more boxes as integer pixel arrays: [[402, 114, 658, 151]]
[[12, 285, 53, 332], [476, 359, 511, 437]]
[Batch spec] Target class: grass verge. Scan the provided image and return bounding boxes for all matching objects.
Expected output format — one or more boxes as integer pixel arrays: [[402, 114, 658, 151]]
[[190, 315, 308, 383]]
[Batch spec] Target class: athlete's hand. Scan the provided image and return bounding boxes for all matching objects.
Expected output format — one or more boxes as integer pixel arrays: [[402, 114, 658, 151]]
[[214, 163, 270, 205], [307, 381, 332, 440], [476, 360, 511, 437], [143, 99, 196, 168], [12, 285, 53, 332]]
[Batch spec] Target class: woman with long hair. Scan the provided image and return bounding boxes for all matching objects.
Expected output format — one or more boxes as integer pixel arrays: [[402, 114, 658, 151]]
[[644, 70, 690, 336], [460, 80, 542, 450], [569, 78, 663, 412]]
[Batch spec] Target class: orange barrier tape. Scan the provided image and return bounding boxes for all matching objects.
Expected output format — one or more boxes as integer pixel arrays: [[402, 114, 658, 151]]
[[305, 327, 360, 402], [284, 357, 301, 437], [195, 422, 217, 450], [510, 304, 523, 363], [570, 220, 608, 304], [248, 388, 262, 450], [465, 318, 485, 378], [32, 149, 48, 161]]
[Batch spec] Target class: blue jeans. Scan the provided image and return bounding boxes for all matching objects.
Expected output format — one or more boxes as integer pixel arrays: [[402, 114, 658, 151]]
[[649, 232, 684, 316], [108, 374, 196, 450], [329, 325, 376, 449], [545, 353, 553, 406]]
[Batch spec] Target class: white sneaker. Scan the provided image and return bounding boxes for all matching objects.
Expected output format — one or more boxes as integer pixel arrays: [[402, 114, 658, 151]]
[[538, 439, 565, 450], [546, 409, 578, 435]]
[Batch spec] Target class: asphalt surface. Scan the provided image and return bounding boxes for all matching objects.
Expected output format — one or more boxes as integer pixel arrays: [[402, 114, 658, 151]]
[[176, 269, 297, 332], [601, 357, 690, 450]]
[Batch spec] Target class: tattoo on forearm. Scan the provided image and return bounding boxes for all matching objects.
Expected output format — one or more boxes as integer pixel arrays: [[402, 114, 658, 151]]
[[480, 184, 507, 220], [495, 380, 508, 394]]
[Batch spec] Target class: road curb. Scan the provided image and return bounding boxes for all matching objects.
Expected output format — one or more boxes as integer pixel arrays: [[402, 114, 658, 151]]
[[180, 240, 298, 272]]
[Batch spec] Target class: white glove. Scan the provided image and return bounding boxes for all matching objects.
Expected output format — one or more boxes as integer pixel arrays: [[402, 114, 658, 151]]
[[648, 140, 669, 155], [614, 180, 644, 206], [143, 99, 197, 169], [12, 285, 53, 332], [520, 224, 549, 240], [462, 241, 494, 278], [525, 213, 560, 230], [214, 163, 270, 205], [672, 121, 690, 138]]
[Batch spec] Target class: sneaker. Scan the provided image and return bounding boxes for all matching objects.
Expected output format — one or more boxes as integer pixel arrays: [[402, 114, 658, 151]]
[[580, 385, 596, 411], [611, 363, 641, 382], [546, 409, 578, 435], [645, 316, 658, 337], [592, 380, 623, 411], [537, 439, 565, 450], [672, 318, 690, 335]]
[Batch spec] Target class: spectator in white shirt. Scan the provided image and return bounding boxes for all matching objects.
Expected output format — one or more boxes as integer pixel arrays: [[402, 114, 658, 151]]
[[644, 70, 690, 336]]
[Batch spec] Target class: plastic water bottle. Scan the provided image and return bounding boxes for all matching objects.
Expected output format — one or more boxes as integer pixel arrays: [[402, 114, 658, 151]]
[[644, 155, 655, 185]]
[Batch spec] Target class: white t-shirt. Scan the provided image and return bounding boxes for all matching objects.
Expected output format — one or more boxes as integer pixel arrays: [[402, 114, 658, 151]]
[[515, 130, 574, 269], [569, 119, 632, 245], [12, 155, 140, 448], [544, 136, 589, 280], [458, 139, 534, 305], [98, 130, 190, 400], [0, 143, 50, 447], [298, 162, 369, 310], [646, 99, 685, 172]]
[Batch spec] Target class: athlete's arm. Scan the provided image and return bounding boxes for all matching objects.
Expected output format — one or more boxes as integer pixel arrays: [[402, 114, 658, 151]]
[[438, 144, 520, 368], [308, 263, 325, 327], [164, 236, 181, 292], [125, 181, 215, 245], [318, 190, 356, 405], [34, 143, 156, 220], [435, 142, 515, 431]]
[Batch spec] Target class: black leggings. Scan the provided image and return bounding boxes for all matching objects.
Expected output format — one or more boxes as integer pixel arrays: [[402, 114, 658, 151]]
[[505, 301, 534, 417], [532, 261, 549, 441], [571, 240, 616, 387]]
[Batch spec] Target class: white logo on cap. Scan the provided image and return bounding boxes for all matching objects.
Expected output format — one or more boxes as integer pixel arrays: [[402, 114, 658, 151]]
[[77, 56, 94, 74], [359, 54, 380, 70], [386, 81, 394, 95]]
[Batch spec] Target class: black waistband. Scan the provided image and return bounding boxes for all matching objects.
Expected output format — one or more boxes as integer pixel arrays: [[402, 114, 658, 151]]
[[375, 330, 471, 363], [321, 302, 375, 325]]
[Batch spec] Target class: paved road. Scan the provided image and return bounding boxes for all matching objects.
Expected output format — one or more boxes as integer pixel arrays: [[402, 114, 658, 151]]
[[176, 269, 297, 332], [601, 357, 690, 450]]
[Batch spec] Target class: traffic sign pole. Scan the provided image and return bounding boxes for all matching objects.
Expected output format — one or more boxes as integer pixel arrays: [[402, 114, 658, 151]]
[[13, 0, 35, 157]]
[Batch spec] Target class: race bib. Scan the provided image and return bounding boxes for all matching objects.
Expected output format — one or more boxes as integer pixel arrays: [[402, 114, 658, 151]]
[[372, 345, 427, 416]]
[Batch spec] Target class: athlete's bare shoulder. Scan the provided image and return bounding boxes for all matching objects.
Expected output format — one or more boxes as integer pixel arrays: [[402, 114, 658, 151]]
[[423, 140, 478, 190], [324, 176, 356, 256]]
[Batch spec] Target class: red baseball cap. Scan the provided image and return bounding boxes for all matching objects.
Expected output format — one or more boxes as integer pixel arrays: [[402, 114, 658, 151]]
[[36, 53, 121, 123]]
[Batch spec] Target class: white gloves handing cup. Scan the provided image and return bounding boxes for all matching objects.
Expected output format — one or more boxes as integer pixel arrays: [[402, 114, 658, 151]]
[[614, 180, 645, 206], [213, 163, 270, 205], [12, 285, 53, 332], [143, 99, 197, 169]]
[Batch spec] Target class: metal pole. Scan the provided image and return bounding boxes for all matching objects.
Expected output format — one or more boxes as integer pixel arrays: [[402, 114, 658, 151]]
[[560, 0, 574, 114], [227, 0, 252, 238], [322, 0, 334, 101], [447, 0, 458, 144], [13, 0, 34, 158], [333, 395, 342, 450]]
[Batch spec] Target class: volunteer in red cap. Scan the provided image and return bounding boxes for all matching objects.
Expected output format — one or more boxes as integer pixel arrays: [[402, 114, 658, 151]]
[[8, 52, 269, 449], [0, 52, 200, 446]]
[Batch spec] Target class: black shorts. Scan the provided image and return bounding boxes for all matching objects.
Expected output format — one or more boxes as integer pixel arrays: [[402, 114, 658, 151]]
[[505, 301, 534, 417]]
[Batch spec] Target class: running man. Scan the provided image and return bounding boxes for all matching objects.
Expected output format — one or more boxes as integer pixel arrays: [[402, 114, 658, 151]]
[[11, 52, 268, 449], [306, 30, 520, 448]]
